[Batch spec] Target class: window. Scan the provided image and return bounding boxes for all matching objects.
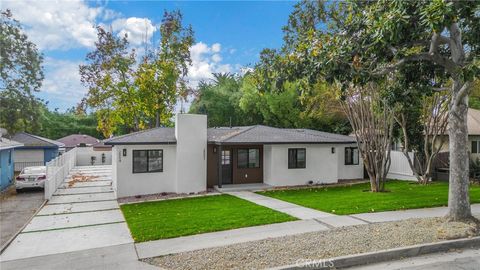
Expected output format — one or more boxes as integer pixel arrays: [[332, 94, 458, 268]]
[[288, 148, 306, 169], [238, 148, 260, 168], [8, 150, 12, 165], [221, 150, 231, 165], [472, 141, 479, 154], [133, 150, 163, 173], [345, 147, 359, 165]]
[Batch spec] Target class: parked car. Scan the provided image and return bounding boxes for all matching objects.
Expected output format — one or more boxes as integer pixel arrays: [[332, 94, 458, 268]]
[[15, 166, 47, 191]]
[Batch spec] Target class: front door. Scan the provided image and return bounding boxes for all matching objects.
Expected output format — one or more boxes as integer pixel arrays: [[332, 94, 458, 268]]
[[221, 149, 232, 184]]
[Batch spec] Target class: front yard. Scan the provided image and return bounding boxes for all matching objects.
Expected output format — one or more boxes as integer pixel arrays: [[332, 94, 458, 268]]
[[120, 194, 296, 242], [257, 180, 480, 215]]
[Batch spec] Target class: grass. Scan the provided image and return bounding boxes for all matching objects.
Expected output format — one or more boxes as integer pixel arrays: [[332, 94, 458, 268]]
[[120, 194, 297, 242], [257, 180, 480, 215]]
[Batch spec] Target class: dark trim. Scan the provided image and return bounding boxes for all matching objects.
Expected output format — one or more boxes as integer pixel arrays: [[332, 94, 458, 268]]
[[345, 147, 360, 165], [237, 148, 260, 169], [217, 144, 222, 188], [132, 149, 164, 174], [105, 141, 177, 145], [288, 148, 306, 169]]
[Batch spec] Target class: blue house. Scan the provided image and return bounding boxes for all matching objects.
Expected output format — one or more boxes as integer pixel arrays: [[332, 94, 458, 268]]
[[0, 137, 23, 191], [11, 132, 64, 172]]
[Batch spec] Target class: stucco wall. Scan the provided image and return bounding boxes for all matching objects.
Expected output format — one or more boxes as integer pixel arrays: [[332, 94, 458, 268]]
[[76, 147, 112, 166], [113, 144, 177, 198], [264, 143, 364, 187], [336, 143, 364, 180], [175, 114, 207, 193], [264, 144, 339, 186]]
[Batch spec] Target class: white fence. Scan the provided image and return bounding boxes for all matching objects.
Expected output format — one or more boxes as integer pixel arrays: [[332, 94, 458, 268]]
[[76, 147, 112, 166], [387, 150, 416, 181], [44, 148, 77, 200]]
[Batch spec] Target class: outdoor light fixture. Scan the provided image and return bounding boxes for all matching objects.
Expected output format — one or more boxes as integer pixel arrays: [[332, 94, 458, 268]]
[[213, 146, 217, 153], [331, 147, 335, 154], [123, 149, 127, 156]]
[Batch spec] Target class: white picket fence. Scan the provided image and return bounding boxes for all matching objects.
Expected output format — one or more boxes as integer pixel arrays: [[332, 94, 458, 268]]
[[387, 150, 416, 181], [44, 148, 77, 200]]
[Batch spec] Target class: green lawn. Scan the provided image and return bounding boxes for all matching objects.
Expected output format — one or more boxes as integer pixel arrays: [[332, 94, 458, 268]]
[[120, 194, 296, 242], [257, 180, 480, 215]]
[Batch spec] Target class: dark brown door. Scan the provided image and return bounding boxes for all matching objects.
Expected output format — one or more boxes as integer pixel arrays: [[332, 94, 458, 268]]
[[221, 149, 232, 184]]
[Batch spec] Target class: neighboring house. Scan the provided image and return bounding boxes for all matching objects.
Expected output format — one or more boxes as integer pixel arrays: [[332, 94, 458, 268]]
[[0, 137, 23, 191], [105, 114, 364, 198], [11, 132, 64, 172], [388, 108, 480, 181], [57, 134, 100, 152]]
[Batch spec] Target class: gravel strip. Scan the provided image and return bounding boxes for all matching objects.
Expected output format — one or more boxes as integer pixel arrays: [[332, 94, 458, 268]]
[[143, 216, 480, 270], [117, 189, 217, 204]]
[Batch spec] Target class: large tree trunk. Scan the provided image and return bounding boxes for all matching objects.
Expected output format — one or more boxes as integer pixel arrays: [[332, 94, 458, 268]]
[[446, 81, 472, 221]]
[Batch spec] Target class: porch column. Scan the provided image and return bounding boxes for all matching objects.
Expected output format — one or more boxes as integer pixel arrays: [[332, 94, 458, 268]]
[[217, 144, 222, 188]]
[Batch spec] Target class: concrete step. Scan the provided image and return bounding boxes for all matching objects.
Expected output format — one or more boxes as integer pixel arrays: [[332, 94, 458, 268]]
[[23, 209, 125, 232], [49, 193, 116, 204], [54, 186, 113, 195], [37, 201, 119, 216]]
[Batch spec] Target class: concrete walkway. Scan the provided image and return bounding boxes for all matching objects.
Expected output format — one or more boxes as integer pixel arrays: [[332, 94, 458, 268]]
[[227, 191, 367, 227], [0, 166, 134, 263]]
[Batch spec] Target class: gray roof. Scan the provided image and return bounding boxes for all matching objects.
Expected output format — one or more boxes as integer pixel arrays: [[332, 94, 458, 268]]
[[0, 137, 23, 150], [12, 132, 64, 148], [105, 125, 355, 145], [105, 128, 176, 145], [57, 134, 99, 148], [209, 125, 356, 144]]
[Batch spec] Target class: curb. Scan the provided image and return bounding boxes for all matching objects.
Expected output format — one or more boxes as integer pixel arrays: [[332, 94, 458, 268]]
[[271, 236, 480, 269]]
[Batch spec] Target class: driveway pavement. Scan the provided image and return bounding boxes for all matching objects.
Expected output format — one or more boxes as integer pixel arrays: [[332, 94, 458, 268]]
[[0, 189, 44, 249], [0, 166, 134, 262]]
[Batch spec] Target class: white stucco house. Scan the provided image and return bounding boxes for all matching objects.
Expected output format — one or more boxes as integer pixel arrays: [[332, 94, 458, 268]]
[[105, 114, 364, 198]]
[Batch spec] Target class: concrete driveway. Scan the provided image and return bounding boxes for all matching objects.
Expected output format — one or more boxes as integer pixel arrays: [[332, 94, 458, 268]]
[[0, 166, 134, 262], [0, 189, 45, 249]]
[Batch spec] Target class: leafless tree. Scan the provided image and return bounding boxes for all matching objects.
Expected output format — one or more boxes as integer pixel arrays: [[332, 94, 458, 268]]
[[395, 93, 450, 185], [341, 83, 395, 192]]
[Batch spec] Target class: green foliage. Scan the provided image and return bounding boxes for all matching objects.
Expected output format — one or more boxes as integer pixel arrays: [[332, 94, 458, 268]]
[[121, 194, 296, 242], [0, 10, 44, 134], [36, 105, 103, 139], [258, 180, 480, 215], [80, 10, 194, 137]]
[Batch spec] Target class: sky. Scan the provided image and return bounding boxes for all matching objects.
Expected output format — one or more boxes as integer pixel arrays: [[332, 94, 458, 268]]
[[3, 0, 297, 111]]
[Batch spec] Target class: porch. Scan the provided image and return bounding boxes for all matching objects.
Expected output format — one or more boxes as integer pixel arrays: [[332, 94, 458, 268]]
[[214, 183, 272, 192]]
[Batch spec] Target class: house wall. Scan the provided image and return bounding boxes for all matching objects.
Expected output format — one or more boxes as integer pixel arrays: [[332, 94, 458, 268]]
[[264, 143, 364, 187], [264, 144, 339, 186], [0, 149, 14, 190], [44, 148, 59, 163], [175, 114, 207, 193], [113, 144, 177, 198], [336, 143, 364, 180], [76, 147, 112, 166]]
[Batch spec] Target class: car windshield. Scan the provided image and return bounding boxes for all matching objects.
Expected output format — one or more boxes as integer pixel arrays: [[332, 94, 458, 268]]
[[22, 167, 46, 175]]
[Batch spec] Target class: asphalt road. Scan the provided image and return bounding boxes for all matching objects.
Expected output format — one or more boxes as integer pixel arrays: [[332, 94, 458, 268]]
[[0, 189, 45, 250], [350, 247, 480, 270]]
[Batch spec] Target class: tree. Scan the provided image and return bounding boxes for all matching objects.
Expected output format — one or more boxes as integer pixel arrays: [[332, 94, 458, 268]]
[[79, 26, 140, 137], [137, 10, 194, 127], [342, 83, 395, 192], [282, 0, 480, 221], [189, 73, 249, 127], [0, 9, 44, 134]]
